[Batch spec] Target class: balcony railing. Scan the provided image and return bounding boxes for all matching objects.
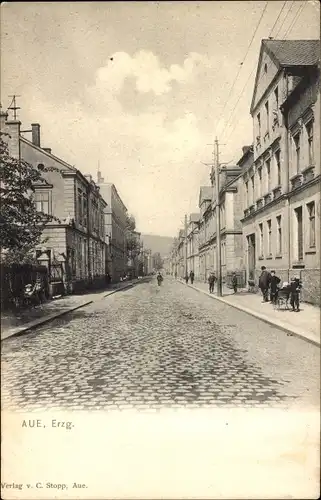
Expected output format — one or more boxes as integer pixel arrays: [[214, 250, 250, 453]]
[[249, 204, 255, 214]]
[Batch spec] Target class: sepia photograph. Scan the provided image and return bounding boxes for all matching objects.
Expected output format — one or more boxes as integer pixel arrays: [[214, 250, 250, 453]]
[[1, 1, 320, 499]]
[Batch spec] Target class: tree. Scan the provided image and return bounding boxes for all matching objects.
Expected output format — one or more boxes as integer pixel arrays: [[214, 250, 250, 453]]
[[0, 133, 60, 264], [152, 252, 164, 271], [126, 214, 136, 231]]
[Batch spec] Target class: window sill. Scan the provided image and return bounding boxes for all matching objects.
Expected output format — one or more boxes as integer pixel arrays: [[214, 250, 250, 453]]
[[258, 255, 264, 260], [266, 255, 273, 260], [275, 254, 282, 259], [305, 248, 316, 255]]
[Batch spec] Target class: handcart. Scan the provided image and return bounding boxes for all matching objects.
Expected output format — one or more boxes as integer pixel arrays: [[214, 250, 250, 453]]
[[275, 287, 291, 311]]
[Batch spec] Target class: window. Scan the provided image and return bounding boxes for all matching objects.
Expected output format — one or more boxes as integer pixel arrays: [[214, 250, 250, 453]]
[[266, 159, 271, 192], [306, 121, 314, 165], [293, 133, 300, 173], [259, 223, 264, 257], [78, 188, 83, 225], [245, 181, 249, 207], [276, 215, 282, 255], [294, 206, 303, 261], [307, 202, 316, 247], [257, 167, 262, 198], [267, 219, 272, 255], [274, 86, 279, 109], [265, 101, 269, 133], [35, 191, 50, 215], [264, 63, 267, 73], [257, 113, 261, 137], [83, 194, 88, 228], [275, 150, 281, 186], [251, 176, 255, 204]]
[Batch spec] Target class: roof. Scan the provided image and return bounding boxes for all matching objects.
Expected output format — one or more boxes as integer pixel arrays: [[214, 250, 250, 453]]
[[189, 213, 200, 223], [250, 39, 320, 113], [199, 186, 212, 205], [263, 39, 320, 67]]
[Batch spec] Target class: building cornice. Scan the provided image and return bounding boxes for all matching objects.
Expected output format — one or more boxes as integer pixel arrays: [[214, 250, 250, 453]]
[[241, 174, 321, 222]]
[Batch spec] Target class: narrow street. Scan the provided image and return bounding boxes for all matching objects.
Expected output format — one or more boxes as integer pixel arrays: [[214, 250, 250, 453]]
[[1, 278, 320, 412]]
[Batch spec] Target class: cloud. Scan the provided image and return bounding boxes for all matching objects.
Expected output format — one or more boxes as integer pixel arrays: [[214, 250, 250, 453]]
[[92, 50, 213, 97]]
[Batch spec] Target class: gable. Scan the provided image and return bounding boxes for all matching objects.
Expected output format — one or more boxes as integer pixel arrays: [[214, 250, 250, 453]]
[[250, 46, 280, 114]]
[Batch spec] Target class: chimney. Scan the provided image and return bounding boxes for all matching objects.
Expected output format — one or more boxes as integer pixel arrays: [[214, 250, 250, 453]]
[[0, 110, 8, 132], [31, 123, 41, 147], [43, 147, 52, 154]]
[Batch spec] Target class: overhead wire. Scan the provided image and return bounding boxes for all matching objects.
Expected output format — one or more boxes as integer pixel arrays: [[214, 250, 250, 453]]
[[283, 0, 307, 38], [222, 1, 298, 145], [212, 1, 269, 138], [274, 0, 295, 37]]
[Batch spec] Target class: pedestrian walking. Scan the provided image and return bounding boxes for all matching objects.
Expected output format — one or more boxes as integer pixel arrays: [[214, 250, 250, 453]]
[[189, 270, 195, 285], [258, 266, 271, 302], [157, 272, 163, 286], [231, 272, 238, 293], [208, 272, 216, 293], [289, 277, 302, 312], [185, 273, 189, 284], [269, 270, 281, 305]]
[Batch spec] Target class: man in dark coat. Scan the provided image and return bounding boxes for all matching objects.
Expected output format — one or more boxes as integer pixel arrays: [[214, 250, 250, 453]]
[[208, 273, 216, 293], [269, 270, 281, 304], [259, 266, 271, 302], [189, 270, 195, 285], [289, 277, 302, 312], [185, 273, 189, 284], [231, 272, 238, 293]]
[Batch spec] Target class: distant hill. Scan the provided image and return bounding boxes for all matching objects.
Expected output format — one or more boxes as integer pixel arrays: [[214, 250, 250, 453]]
[[141, 234, 174, 258]]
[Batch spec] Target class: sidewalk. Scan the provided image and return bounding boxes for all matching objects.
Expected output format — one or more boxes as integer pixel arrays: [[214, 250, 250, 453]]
[[179, 279, 320, 347], [1, 279, 141, 341]]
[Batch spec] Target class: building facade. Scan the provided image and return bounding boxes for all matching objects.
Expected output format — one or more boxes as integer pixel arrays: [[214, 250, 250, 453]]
[[186, 213, 200, 278], [242, 39, 320, 304], [97, 174, 128, 282], [1, 116, 107, 294], [198, 186, 214, 281]]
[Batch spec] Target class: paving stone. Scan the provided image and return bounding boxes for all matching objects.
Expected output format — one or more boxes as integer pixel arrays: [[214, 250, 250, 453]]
[[1, 280, 319, 412]]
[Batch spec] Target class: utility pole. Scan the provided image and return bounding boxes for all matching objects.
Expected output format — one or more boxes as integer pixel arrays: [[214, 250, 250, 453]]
[[184, 214, 188, 277], [213, 138, 222, 296]]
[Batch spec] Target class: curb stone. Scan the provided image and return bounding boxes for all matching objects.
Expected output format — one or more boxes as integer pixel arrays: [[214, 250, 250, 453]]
[[179, 281, 320, 348], [1, 279, 144, 341]]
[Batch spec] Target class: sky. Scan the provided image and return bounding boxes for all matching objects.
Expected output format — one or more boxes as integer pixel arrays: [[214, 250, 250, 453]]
[[1, 1, 319, 237]]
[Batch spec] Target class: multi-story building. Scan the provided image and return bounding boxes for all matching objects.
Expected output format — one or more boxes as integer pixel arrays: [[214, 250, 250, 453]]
[[186, 213, 200, 278], [1, 115, 107, 294], [242, 39, 320, 304], [198, 186, 214, 281], [176, 229, 185, 278], [198, 157, 247, 284], [97, 172, 128, 282]]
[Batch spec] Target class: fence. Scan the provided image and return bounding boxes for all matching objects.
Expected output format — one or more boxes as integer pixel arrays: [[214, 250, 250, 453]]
[[0, 263, 49, 311]]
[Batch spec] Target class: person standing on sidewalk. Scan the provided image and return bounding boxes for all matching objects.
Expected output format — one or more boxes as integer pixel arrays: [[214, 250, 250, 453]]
[[185, 273, 189, 284], [259, 266, 271, 303], [231, 272, 238, 293], [289, 277, 302, 312], [189, 270, 195, 285], [269, 270, 281, 305], [208, 272, 216, 294]]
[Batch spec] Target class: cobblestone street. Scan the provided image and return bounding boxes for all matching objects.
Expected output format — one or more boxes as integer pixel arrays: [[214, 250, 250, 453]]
[[1, 278, 320, 412]]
